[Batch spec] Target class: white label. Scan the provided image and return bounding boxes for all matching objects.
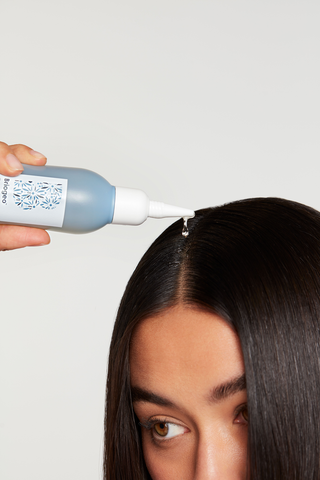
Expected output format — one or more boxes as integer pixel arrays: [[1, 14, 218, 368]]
[[0, 174, 68, 228]]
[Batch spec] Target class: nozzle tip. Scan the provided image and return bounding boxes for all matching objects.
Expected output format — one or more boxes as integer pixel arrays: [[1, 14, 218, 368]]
[[149, 201, 195, 219]]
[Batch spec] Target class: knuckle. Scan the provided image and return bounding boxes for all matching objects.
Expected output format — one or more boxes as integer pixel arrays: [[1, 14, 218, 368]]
[[10, 144, 30, 155], [0, 141, 10, 156]]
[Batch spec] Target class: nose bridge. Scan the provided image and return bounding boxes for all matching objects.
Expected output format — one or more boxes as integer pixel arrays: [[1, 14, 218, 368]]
[[193, 429, 221, 480], [193, 427, 240, 480]]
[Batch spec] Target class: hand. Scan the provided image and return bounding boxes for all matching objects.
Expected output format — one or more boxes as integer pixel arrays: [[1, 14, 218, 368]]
[[0, 142, 51, 250]]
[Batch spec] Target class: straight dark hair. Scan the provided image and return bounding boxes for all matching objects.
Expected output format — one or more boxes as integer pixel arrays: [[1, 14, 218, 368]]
[[104, 197, 320, 479]]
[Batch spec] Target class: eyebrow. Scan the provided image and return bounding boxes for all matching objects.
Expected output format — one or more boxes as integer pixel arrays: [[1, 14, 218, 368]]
[[210, 373, 246, 402], [131, 373, 246, 407]]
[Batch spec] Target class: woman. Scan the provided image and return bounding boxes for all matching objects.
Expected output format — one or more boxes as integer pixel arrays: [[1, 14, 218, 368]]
[[2, 143, 320, 478], [104, 197, 320, 479]]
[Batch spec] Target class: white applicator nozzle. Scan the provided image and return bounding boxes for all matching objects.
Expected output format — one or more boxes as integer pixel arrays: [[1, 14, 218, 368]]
[[112, 187, 195, 226]]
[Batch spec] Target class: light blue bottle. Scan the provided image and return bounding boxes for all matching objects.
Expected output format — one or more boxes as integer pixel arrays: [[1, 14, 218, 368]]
[[0, 165, 194, 234]]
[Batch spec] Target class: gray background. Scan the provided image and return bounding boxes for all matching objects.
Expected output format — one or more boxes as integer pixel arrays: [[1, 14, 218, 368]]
[[1, 1, 319, 479]]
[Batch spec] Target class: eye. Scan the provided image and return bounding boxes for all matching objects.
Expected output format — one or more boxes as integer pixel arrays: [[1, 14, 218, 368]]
[[140, 418, 188, 442], [241, 407, 248, 422], [153, 421, 186, 440], [154, 422, 168, 436], [234, 404, 248, 425]]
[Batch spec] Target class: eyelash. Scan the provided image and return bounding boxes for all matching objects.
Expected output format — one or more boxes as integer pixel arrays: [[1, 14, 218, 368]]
[[140, 404, 248, 444]]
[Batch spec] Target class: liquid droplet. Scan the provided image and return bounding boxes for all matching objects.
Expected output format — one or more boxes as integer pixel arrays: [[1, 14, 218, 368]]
[[182, 217, 189, 237]]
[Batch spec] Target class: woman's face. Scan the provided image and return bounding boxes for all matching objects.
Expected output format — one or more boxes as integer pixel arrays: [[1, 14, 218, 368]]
[[130, 306, 248, 479]]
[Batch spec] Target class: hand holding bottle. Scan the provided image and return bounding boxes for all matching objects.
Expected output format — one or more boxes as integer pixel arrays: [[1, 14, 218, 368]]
[[0, 141, 50, 250]]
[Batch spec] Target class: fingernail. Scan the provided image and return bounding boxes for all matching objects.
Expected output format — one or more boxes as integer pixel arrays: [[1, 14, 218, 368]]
[[30, 149, 46, 159], [5, 153, 24, 172]]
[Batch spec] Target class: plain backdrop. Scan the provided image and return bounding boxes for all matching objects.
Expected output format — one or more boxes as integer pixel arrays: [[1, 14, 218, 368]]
[[1, 1, 320, 479]]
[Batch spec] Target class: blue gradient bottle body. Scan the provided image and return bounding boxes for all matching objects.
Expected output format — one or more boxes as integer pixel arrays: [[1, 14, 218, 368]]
[[0, 165, 194, 233], [23, 165, 115, 233]]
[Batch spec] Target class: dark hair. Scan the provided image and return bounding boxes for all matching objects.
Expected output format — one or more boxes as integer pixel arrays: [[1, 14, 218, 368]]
[[104, 197, 320, 480]]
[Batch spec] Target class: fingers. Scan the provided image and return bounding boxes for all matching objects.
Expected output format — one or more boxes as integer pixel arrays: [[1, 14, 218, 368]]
[[0, 225, 50, 251], [0, 142, 50, 251], [0, 141, 47, 177], [10, 144, 47, 166], [0, 141, 24, 175]]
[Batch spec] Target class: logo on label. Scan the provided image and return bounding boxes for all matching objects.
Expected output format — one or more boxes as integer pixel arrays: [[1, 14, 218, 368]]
[[13, 180, 63, 210], [2, 178, 10, 204]]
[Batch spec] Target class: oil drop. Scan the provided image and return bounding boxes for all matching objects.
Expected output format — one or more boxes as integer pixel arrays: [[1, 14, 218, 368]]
[[182, 217, 190, 237]]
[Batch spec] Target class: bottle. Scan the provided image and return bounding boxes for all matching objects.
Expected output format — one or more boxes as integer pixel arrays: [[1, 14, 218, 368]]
[[0, 165, 194, 233]]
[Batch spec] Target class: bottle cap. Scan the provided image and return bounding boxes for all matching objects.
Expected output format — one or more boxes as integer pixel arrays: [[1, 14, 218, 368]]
[[112, 187, 195, 225]]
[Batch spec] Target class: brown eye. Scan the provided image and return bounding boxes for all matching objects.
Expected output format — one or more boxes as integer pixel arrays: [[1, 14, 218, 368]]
[[234, 405, 249, 425], [241, 407, 249, 422], [154, 422, 169, 436]]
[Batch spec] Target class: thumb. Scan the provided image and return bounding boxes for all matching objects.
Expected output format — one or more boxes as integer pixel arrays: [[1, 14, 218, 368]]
[[0, 225, 50, 251]]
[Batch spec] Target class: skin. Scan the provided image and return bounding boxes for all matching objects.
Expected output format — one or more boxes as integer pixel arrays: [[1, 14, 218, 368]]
[[130, 305, 248, 480], [0, 141, 50, 250]]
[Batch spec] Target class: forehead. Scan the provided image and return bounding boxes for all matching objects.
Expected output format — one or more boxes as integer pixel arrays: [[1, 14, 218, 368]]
[[130, 306, 244, 400]]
